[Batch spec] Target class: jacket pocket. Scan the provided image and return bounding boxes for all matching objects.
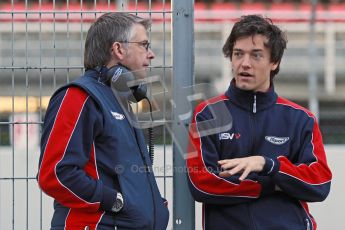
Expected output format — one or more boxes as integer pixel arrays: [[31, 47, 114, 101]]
[[114, 163, 154, 229], [305, 217, 311, 230]]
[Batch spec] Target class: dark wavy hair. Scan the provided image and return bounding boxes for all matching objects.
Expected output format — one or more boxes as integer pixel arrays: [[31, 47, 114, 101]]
[[222, 15, 287, 79]]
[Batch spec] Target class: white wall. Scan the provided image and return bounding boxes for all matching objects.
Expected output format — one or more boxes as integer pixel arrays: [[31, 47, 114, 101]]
[[309, 145, 345, 230]]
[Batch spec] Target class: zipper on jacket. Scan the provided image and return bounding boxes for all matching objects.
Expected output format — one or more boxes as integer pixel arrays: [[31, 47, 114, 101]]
[[306, 218, 310, 230], [143, 161, 156, 230], [250, 94, 257, 154], [137, 150, 156, 230], [249, 94, 258, 154], [132, 129, 156, 230]]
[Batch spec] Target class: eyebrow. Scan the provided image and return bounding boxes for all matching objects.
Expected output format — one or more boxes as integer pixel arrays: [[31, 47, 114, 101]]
[[233, 48, 263, 52]]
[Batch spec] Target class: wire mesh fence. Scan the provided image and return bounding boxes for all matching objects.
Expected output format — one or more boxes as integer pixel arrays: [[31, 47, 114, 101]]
[[0, 0, 176, 229]]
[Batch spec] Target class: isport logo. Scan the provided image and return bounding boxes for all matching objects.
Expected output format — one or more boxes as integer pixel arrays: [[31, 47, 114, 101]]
[[219, 132, 241, 140]]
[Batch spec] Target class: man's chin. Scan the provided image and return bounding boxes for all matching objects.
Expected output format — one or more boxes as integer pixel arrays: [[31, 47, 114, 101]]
[[236, 82, 253, 91], [133, 71, 147, 81]]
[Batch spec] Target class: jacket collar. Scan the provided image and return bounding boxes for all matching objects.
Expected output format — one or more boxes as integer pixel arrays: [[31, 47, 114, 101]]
[[225, 79, 278, 113], [83, 68, 133, 107]]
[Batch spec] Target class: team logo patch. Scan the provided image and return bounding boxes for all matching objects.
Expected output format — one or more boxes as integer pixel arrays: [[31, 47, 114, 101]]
[[219, 133, 241, 140], [265, 136, 289, 145], [111, 111, 125, 120]]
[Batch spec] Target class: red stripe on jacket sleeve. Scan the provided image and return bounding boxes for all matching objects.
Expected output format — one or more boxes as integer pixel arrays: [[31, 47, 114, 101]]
[[187, 96, 261, 198], [276, 97, 332, 185], [278, 120, 332, 185], [38, 87, 100, 211]]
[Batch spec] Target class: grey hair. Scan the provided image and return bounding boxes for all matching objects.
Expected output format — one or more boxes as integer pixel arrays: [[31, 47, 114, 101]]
[[84, 12, 151, 69]]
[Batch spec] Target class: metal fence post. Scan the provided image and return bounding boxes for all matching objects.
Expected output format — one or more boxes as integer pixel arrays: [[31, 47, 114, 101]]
[[172, 0, 195, 229], [308, 0, 319, 120]]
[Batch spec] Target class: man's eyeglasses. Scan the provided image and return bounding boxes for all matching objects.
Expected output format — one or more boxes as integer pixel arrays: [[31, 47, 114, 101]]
[[118, 41, 151, 51]]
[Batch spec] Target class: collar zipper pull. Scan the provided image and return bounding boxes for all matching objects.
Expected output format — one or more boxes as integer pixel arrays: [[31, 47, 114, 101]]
[[253, 95, 257, 113]]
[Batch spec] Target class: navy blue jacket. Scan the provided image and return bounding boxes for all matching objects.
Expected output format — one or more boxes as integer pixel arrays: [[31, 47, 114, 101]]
[[38, 69, 169, 230], [187, 80, 332, 230]]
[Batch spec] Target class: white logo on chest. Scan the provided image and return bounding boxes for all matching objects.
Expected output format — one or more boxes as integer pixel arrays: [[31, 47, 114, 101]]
[[265, 136, 289, 145], [111, 111, 125, 120]]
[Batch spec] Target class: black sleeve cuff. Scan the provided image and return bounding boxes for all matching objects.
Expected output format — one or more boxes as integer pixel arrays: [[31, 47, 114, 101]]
[[260, 157, 280, 176], [100, 185, 118, 212]]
